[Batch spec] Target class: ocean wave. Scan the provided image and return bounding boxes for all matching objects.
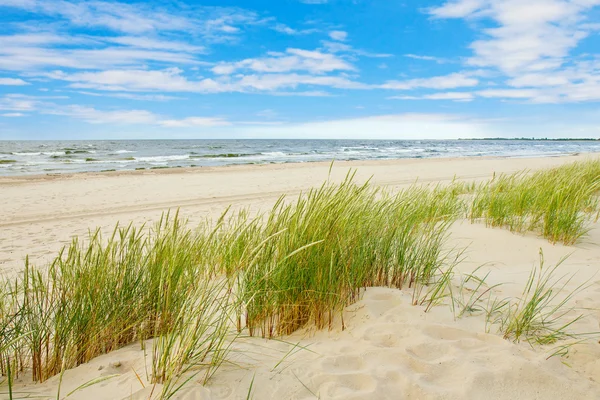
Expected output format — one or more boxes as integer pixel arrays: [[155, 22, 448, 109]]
[[113, 150, 135, 154], [341, 146, 379, 151], [64, 150, 95, 155], [192, 153, 261, 158], [135, 155, 190, 163], [12, 152, 41, 156], [261, 151, 288, 157]]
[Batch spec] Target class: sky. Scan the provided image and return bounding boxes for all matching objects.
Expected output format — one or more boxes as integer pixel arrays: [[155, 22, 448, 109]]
[[0, 0, 600, 140]]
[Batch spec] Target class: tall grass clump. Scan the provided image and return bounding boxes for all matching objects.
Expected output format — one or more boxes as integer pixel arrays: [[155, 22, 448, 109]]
[[469, 160, 600, 244], [0, 212, 234, 393], [495, 251, 588, 345], [0, 172, 467, 394], [211, 173, 463, 338], [151, 279, 233, 399]]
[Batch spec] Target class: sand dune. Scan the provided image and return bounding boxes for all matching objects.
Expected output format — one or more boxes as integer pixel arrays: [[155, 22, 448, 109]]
[[3, 154, 600, 399]]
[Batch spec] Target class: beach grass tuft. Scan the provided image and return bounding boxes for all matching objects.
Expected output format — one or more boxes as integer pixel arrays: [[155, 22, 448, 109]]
[[213, 174, 462, 337], [469, 160, 600, 244], [496, 251, 589, 345]]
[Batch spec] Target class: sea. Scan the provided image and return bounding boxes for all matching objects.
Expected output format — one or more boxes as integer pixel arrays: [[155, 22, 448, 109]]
[[1, 139, 599, 176]]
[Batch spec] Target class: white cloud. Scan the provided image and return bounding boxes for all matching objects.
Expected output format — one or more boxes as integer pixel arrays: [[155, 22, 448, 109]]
[[46, 105, 158, 124], [429, 0, 599, 74], [159, 117, 230, 127], [0, 94, 42, 111], [428, 0, 486, 18], [0, 0, 260, 36], [0, 93, 228, 126], [230, 113, 495, 139], [235, 121, 285, 126], [76, 91, 183, 101], [477, 88, 542, 99], [381, 73, 479, 90], [234, 73, 367, 91], [390, 92, 475, 101], [404, 54, 449, 64], [272, 24, 318, 35], [329, 30, 348, 41], [0, 1, 394, 101], [45, 67, 367, 93], [0, 2, 262, 74], [256, 109, 278, 119], [46, 67, 484, 96], [0, 78, 29, 85], [45, 68, 223, 92], [423, 92, 475, 101], [44, 103, 231, 127], [269, 90, 333, 97], [106, 36, 205, 52], [427, 0, 600, 104], [320, 41, 393, 58], [1, 112, 25, 117], [0, 33, 80, 46], [0, 39, 202, 71], [212, 48, 355, 75], [507, 73, 572, 87]]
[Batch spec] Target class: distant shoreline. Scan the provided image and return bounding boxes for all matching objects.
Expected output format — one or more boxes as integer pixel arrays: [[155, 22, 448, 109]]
[[458, 137, 600, 141]]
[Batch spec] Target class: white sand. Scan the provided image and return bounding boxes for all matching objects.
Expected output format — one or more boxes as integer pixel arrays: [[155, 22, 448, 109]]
[[3, 154, 600, 399]]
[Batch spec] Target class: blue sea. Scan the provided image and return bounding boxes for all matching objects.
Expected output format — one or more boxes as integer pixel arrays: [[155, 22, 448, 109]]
[[1, 139, 599, 176]]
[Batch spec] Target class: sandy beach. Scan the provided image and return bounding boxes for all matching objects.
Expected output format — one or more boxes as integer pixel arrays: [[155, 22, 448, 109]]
[[0, 154, 594, 274], [3, 154, 600, 399]]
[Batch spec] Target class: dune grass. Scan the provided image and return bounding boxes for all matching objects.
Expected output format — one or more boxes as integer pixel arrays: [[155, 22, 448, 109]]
[[469, 160, 600, 244], [0, 173, 463, 395], [496, 251, 589, 345], [437, 251, 591, 348], [213, 174, 462, 337], [0, 213, 231, 395], [1, 159, 599, 397]]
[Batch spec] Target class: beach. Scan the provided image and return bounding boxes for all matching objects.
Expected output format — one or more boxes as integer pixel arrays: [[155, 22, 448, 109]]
[[3, 154, 600, 399]]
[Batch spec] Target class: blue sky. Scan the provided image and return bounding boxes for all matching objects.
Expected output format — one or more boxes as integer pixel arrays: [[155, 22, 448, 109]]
[[0, 0, 599, 140]]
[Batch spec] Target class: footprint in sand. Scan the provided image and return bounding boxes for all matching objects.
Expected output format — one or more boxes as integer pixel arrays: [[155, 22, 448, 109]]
[[405, 341, 452, 363], [320, 354, 366, 373], [205, 381, 233, 398], [362, 324, 411, 348], [422, 325, 477, 341], [313, 372, 377, 399]]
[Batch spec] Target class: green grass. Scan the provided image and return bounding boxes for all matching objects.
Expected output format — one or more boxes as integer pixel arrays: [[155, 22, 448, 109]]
[[469, 160, 600, 244], [496, 251, 588, 345], [0, 214, 229, 389], [438, 251, 591, 348], [0, 174, 462, 394], [1, 160, 599, 397], [214, 174, 462, 337]]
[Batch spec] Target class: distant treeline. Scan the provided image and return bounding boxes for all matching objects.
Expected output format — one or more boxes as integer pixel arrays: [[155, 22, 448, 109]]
[[459, 137, 600, 141]]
